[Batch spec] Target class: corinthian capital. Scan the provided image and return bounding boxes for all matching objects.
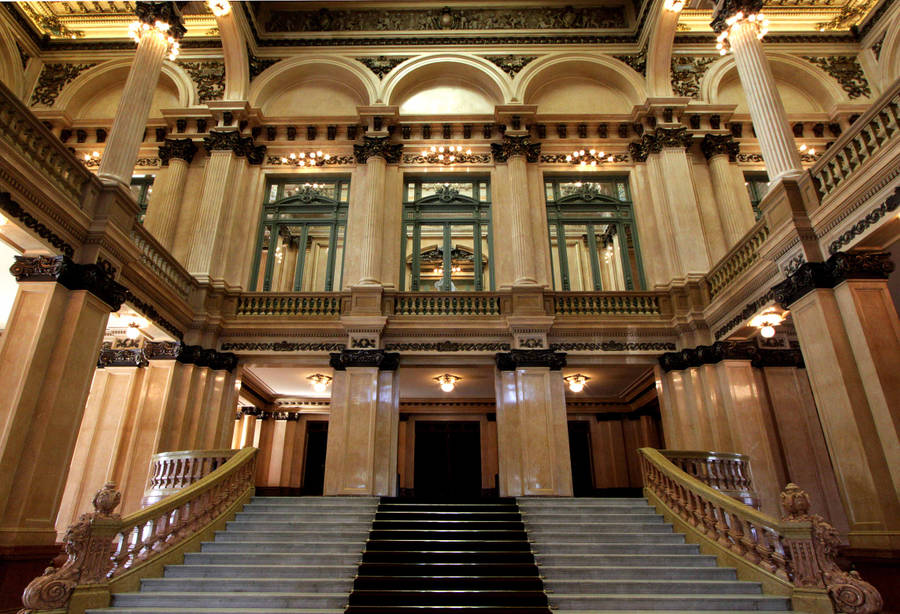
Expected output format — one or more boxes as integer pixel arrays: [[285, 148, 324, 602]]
[[701, 133, 740, 161], [159, 138, 198, 165], [490, 135, 541, 163], [353, 136, 403, 164]]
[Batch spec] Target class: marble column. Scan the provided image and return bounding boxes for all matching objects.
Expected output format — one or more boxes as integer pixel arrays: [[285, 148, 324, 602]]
[[494, 350, 572, 497], [773, 251, 900, 549], [0, 256, 125, 547], [144, 139, 197, 249], [491, 136, 540, 285], [712, 6, 801, 181], [98, 6, 185, 186], [324, 350, 399, 496], [702, 134, 756, 245], [352, 136, 402, 285]]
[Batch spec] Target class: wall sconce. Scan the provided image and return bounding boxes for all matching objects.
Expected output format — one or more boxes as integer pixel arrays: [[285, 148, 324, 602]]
[[434, 373, 461, 392], [563, 373, 590, 393], [279, 152, 332, 166], [567, 149, 615, 166], [307, 373, 333, 393], [82, 151, 101, 167], [749, 309, 786, 338]]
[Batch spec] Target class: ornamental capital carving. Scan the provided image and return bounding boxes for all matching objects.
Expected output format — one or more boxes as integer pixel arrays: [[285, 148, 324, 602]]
[[144, 341, 181, 360], [495, 349, 567, 371], [491, 135, 541, 163], [97, 348, 148, 369], [653, 127, 693, 150], [202, 131, 266, 164], [329, 349, 400, 371], [772, 251, 894, 308], [710, 0, 764, 33], [353, 136, 403, 164], [10, 256, 127, 311], [159, 138, 198, 165], [135, 1, 186, 39], [175, 344, 238, 371], [659, 341, 758, 372], [701, 133, 740, 161]]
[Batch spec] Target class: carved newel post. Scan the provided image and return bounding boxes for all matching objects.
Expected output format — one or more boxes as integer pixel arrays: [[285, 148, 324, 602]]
[[19, 483, 122, 614], [780, 483, 884, 614]]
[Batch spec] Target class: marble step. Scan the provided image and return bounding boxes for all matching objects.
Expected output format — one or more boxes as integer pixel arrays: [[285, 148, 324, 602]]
[[533, 542, 700, 555], [545, 593, 791, 611], [234, 511, 375, 522], [543, 579, 762, 595], [200, 541, 365, 554], [538, 564, 737, 581], [140, 577, 354, 593], [164, 564, 357, 579], [214, 530, 371, 542], [528, 532, 685, 544], [526, 523, 674, 534], [534, 553, 719, 567], [183, 552, 362, 566], [110, 592, 347, 609]]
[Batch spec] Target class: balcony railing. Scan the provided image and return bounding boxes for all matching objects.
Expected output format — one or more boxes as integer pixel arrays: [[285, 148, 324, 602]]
[[811, 80, 900, 201], [554, 292, 663, 316], [707, 221, 770, 299], [660, 450, 759, 509], [130, 225, 195, 301], [393, 292, 501, 316], [235, 293, 344, 317], [142, 448, 237, 507]]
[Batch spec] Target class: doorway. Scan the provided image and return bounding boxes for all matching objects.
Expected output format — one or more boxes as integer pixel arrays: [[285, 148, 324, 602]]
[[414, 421, 482, 500], [568, 421, 595, 496], [301, 421, 328, 495]]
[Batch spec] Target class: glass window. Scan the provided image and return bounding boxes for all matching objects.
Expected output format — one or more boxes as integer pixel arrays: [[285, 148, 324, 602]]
[[130, 175, 155, 223], [401, 177, 492, 292], [545, 176, 645, 291], [249, 177, 349, 292], [744, 172, 769, 221]]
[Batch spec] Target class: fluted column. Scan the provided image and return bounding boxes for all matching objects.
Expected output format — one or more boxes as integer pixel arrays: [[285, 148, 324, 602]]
[[352, 136, 401, 285], [144, 138, 197, 249], [492, 136, 540, 286], [713, 4, 801, 181], [98, 4, 185, 185], [702, 134, 756, 245]]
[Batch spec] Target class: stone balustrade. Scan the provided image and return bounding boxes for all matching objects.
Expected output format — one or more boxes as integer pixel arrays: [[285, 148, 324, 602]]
[[393, 292, 501, 316], [707, 221, 770, 299], [130, 225, 195, 301], [553, 292, 664, 316], [235, 292, 345, 316], [661, 450, 759, 509], [812, 80, 900, 201], [141, 448, 237, 507], [18, 447, 257, 614], [639, 447, 882, 614]]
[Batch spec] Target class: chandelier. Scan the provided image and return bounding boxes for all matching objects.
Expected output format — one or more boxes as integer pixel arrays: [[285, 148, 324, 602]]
[[434, 373, 461, 392], [279, 152, 332, 167], [563, 374, 590, 393], [128, 19, 181, 61], [419, 145, 477, 165], [567, 149, 616, 166], [716, 12, 769, 55], [307, 373, 333, 393]]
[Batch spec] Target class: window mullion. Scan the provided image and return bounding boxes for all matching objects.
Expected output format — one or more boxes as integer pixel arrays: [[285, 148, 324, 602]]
[[585, 223, 603, 291], [442, 223, 452, 292]]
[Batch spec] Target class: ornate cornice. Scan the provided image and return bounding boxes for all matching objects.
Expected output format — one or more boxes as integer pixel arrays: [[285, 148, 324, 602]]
[[550, 341, 676, 352], [202, 131, 266, 164], [754, 349, 804, 369], [220, 341, 346, 352], [272, 411, 301, 421], [491, 135, 541, 163], [159, 138, 198, 165], [10, 256, 126, 311], [828, 187, 899, 255], [356, 56, 411, 79], [97, 348, 148, 369], [659, 341, 758, 372], [384, 341, 511, 352], [773, 251, 894, 309], [701, 133, 740, 161], [329, 349, 400, 371], [175, 345, 238, 371], [144, 341, 181, 360], [0, 192, 75, 257], [495, 349, 567, 371], [135, 2, 186, 40], [353, 136, 403, 164], [710, 0, 764, 33]]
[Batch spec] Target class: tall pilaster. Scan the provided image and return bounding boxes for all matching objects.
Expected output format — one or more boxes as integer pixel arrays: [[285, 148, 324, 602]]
[[98, 3, 185, 186], [491, 135, 541, 285], [352, 136, 402, 285], [144, 138, 197, 249], [702, 134, 756, 245], [494, 350, 572, 497], [773, 251, 900, 549], [0, 256, 125, 546], [324, 350, 400, 496], [711, 0, 801, 181]]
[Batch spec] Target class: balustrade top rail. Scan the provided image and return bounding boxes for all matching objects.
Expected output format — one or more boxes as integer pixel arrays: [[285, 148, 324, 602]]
[[660, 449, 758, 508], [131, 225, 195, 301], [143, 448, 238, 507], [707, 221, 770, 300], [236, 293, 345, 316], [0, 80, 95, 206], [812, 80, 900, 201]]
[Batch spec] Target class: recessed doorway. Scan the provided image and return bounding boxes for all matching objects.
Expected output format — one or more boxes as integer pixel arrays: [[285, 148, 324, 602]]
[[568, 420, 595, 496], [301, 421, 328, 495], [414, 421, 482, 500]]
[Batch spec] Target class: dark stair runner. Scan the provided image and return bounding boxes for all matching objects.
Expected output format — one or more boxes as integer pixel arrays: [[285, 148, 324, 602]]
[[345, 498, 552, 613]]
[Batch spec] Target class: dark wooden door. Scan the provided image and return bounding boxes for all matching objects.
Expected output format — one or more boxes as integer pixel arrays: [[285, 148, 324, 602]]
[[301, 421, 328, 495], [414, 421, 482, 500], [568, 421, 595, 496]]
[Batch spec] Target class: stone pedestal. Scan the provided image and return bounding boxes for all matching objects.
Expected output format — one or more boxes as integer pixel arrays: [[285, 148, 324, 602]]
[[494, 350, 572, 497], [324, 350, 399, 496], [0, 257, 124, 547]]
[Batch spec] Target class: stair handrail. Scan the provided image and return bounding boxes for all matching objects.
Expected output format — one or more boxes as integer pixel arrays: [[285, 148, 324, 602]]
[[638, 447, 883, 614], [19, 447, 257, 614]]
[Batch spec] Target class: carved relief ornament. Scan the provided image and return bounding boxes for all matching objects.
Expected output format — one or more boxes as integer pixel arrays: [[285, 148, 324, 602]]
[[494, 349, 567, 371], [353, 136, 403, 164], [202, 131, 266, 164], [329, 349, 400, 371], [10, 256, 127, 311], [701, 133, 740, 161], [159, 138, 198, 165], [772, 251, 894, 309], [490, 135, 541, 163]]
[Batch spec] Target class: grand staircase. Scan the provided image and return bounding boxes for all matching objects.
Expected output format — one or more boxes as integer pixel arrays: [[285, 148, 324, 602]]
[[519, 497, 792, 613]]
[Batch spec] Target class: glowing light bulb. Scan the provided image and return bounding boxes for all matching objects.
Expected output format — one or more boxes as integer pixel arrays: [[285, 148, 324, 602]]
[[126, 324, 141, 339], [760, 325, 776, 338], [440, 381, 454, 392], [0, 212, 7, 226], [313, 381, 327, 393], [569, 380, 585, 393], [208, 0, 231, 17]]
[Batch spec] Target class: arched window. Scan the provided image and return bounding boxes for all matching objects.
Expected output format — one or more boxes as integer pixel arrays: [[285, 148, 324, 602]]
[[545, 176, 645, 291], [401, 177, 493, 292], [249, 177, 349, 292]]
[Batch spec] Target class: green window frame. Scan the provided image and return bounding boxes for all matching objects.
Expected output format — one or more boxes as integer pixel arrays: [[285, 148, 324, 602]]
[[744, 172, 769, 221], [249, 177, 350, 292], [400, 176, 493, 292], [545, 176, 646, 291], [130, 174, 155, 223]]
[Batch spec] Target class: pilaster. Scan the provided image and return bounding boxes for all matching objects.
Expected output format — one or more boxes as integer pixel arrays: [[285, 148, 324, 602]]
[[144, 138, 197, 249]]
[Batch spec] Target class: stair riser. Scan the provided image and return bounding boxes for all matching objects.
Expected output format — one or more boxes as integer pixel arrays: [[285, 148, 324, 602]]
[[235, 512, 374, 522], [543, 580, 763, 595], [165, 564, 357, 579], [348, 591, 549, 606], [535, 543, 700, 555], [535, 554, 719, 566], [547, 595, 790, 610], [183, 553, 361, 565], [365, 540, 532, 551], [528, 533, 685, 544], [214, 530, 371, 542], [111, 594, 347, 608], [243, 504, 378, 513], [141, 578, 354, 593], [527, 525, 674, 534], [200, 542, 365, 554], [538, 566, 737, 581]]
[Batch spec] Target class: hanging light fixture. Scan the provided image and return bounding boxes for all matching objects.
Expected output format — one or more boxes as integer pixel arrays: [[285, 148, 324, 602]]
[[566, 149, 616, 166], [279, 151, 333, 167], [307, 373, 333, 393], [749, 309, 786, 339], [419, 145, 477, 165], [434, 374, 461, 392], [208, 0, 231, 17], [563, 374, 590, 393]]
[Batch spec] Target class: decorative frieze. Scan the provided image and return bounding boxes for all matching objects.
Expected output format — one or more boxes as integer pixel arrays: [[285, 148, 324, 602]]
[[540, 153, 629, 164], [272, 411, 301, 421], [483, 55, 537, 77], [329, 349, 400, 371], [220, 341, 346, 352], [175, 344, 238, 371], [267, 155, 355, 166], [158, 138, 198, 165], [0, 192, 75, 257], [701, 133, 740, 161], [30, 63, 97, 107], [180, 61, 226, 103], [356, 56, 411, 79], [659, 341, 759, 372], [828, 187, 899, 255], [353, 136, 403, 164], [671, 56, 715, 99], [773, 251, 894, 309], [143, 341, 181, 360], [10, 255, 127, 311], [203, 130, 266, 164], [384, 341, 511, 352], [402, 152, 491, 165], [495, 349, 567, 371], [550, 341, 676, 352], [491, 135, 541, 163], [248, 47, 279, 81], [97, 348, 148, 368], [613, 47, 647, 76], [803, 56, 870, 99]]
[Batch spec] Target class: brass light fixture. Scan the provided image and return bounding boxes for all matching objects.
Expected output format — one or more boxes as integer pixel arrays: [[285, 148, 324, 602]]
[[279, 152, 333, 167], [567, 149, 615, 166], [307, 373, 333, 393], [563, 373, 590, 393], [434, 373, 461, 392], [208, 0, 232, 17], [749, 309, 786, 338]]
